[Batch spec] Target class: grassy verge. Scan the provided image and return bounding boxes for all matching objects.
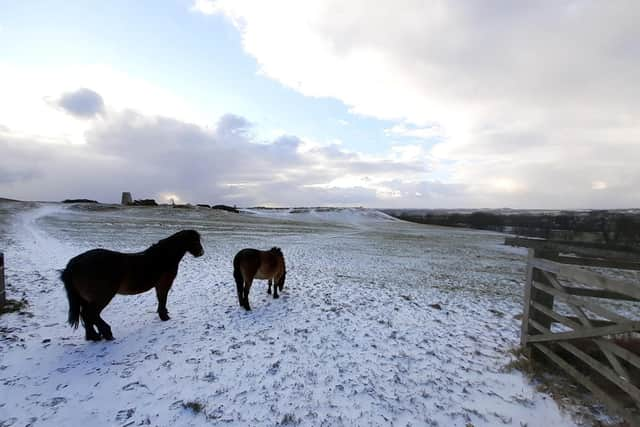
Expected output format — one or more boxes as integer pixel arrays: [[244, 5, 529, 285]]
[[182, 400, 205, 414], [0, 298, 29, 316], [504, 346, 631, 427]]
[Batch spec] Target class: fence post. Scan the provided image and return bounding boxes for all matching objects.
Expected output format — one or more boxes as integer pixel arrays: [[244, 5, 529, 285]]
[[530, 249, 556, 329], [0, 252, 5, 308], [521, 249, 535, 346], [521, 249, 556, 351]]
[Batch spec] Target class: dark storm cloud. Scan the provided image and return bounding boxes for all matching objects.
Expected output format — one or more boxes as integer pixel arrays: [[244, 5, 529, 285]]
[[56, 88, 105, 118]]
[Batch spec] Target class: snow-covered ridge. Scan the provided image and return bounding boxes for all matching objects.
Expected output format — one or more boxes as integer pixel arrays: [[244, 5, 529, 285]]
[[239, 206, 400, 224]]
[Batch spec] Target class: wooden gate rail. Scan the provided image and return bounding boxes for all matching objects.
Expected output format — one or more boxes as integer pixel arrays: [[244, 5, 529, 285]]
[[533, 342, 640, 424], [509, 237, 640, 424]]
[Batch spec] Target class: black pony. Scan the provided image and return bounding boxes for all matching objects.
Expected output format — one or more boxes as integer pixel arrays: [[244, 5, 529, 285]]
[[61, 230, 204, 341]]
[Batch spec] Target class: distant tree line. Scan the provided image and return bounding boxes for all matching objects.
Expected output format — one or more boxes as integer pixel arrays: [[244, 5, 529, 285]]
[[385, 210, 640, 249]]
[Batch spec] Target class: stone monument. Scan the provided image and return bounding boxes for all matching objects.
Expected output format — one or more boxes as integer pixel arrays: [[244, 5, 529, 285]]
[[121, 192, 133, 205]]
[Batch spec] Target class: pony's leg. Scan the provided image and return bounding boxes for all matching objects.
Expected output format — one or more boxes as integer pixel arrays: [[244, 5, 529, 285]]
[[236, 279, 244, 307], [80, 304, 101, 341], [93, 299, 114, 340], [243, 279, 253, 311], [267, 279, 272, 295], [272, 280, 279, 299], [155, 286, 170, 321], [155, 273, 176, 321], [94, 316, 114, 340]]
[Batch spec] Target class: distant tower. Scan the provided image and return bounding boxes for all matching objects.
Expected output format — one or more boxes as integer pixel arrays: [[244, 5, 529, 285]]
[[121, 192, 133, 205]]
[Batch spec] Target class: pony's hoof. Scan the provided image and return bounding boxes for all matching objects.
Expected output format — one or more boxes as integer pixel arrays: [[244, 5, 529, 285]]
[[85, 333, 101, 341], [102, 333, 115, 341], [273, 294, 280, 299], [159, 313, 171, 321], [267, 289, 271, 295]]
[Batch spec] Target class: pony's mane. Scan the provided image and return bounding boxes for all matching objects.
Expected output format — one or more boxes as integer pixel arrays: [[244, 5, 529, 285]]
[[148, 230, 199, 252]]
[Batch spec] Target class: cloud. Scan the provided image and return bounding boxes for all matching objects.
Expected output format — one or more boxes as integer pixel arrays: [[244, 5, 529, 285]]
[[3, 2, 639, 208], [0, 63, 215, 147], [0, 100, 442, 206], [385, 124, 443, 140], [217, 113, 251, 131], [55, 88, 105, 118], [4, 94, 634, 208], [592, 181, 607, 191], [190, 0, 217, 15], [200, 0, 640, 208], [4, 93, 633, 208]]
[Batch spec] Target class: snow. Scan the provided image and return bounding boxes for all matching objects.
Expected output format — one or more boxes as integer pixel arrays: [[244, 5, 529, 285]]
[[240, 207, 401, 226], [0, 202, 583, 426]]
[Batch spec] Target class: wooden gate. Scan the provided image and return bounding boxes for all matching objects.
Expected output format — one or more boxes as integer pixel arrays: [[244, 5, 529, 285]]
[[507, 237, 640, 424]]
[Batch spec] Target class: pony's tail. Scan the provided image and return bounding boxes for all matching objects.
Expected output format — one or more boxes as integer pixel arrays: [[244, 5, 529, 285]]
[[61, 268, 80, 329]]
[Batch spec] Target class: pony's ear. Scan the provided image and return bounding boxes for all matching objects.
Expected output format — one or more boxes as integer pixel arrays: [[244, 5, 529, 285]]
[[270, 247, 282, 255]]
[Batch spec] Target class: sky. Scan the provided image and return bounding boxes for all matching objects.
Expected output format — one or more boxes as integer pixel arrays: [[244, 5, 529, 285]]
[[0, 1, 639, 208]]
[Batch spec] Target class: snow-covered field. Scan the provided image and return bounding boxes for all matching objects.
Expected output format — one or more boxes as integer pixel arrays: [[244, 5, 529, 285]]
[[0, 202, 585, 426]]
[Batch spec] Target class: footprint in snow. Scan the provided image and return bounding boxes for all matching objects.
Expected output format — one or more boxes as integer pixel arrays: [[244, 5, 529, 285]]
[[0, 417, 18, 427], [42, 397, 67, 408], [267, 361, 280, 375], [115, 408, 135, 422], [122, 381, 149, 391]]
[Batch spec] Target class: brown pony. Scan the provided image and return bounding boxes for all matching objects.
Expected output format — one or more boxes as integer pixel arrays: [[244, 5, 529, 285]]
[[60, 230, 204, 341], [233, 247, 286, 310]]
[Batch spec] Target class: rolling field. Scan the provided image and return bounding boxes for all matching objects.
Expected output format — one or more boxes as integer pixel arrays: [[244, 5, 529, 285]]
[[0, 202, 589, 426]]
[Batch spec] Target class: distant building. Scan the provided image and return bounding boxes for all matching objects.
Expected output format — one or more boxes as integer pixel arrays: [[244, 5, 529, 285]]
[[121, 192, 133, 205]]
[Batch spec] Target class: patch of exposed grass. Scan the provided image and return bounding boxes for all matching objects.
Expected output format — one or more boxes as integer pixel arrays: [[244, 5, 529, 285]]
[[503, 346, 537, 375], [0, 298, 29, 316], [504, 346, 630, 427], [505, 346, 586, 398], [488, 308, 505, 317], [279, 413, 300, 425], [182, 400, 205, 414]]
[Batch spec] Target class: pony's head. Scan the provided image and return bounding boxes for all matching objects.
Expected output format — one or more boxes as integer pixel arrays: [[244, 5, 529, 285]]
[[177, 229, 204, 257], [270, 247, 283, 257], [270, 247, 286, 291]]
